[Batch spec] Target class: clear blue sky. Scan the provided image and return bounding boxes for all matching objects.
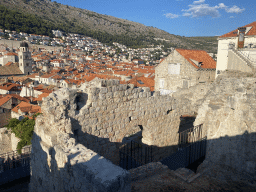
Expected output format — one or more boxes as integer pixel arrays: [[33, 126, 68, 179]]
[[54, 0, 256, 37]]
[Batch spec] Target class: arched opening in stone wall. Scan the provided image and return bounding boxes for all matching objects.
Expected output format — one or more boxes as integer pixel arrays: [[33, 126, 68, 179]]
[[74, 92, 88, 114]]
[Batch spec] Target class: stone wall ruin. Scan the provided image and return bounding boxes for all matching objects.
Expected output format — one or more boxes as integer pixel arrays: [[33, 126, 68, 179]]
[[29, 74, 256, 191], [29, 79, 205, 191]]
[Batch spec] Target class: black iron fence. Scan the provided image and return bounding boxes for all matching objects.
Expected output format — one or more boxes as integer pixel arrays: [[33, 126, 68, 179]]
[[119, 140, 153, 170], [161, 124, 206, 171], [160, 137, 207, 170], [0, 145, 31, 185], [179, 124, 203, 148]]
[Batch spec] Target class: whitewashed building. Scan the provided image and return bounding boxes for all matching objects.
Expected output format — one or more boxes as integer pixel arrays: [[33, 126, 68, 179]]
[[216, 21, 256, 77]]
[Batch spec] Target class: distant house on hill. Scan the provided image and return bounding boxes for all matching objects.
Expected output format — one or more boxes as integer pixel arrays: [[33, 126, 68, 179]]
[[0, 52, 18, 66], [216, 21, 256, 76], [0, 83, 22, 94], [155, 49, 216, 95], [11, 101, 41, 120], [0, 95, 30, 127]]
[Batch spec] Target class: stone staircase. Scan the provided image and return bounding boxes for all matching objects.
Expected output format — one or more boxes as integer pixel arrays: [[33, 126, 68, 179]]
[[231, 48, 256, 71]]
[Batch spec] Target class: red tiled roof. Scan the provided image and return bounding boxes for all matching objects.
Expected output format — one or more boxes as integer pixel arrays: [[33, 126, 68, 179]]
[[0, 83, 22, 91], [34, 93, 50, 101], [5, 52, 17, 56], [5, 62, 13, 66], [8, 94, 30, 103], [12, 101, 41, 114], [176, 49, 216, 69], [40, 73, 57, 78], [127, 76, 155, 91], [0, 63, 23, 76], [0, 95, 12, 107], [219, 21, 256, 38]]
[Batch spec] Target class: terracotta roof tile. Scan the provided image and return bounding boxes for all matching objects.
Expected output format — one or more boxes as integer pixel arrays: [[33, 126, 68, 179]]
[[0, 83, 22, 91], [8, 94, 30, 102], [5, 52, 17, 56], [0, 95, 12, 107], [34, 93, 50, 101], [0, 63, 23, 76], [12, 101, 41, 114], [5, 62, 13, 66], [219, 21, 256, 38], [127, 76, 155, 91], [176, 49, 216, 69]]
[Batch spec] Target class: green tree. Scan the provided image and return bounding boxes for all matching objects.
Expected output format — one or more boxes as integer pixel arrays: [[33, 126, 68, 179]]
[[7, 113, 41, 154]]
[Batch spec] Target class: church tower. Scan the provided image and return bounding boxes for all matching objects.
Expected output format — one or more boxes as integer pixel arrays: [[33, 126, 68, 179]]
[[19, 42, 32, 75]]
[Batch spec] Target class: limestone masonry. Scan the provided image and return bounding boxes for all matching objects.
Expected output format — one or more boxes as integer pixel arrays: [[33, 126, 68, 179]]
[[29, 73, 256, 191]]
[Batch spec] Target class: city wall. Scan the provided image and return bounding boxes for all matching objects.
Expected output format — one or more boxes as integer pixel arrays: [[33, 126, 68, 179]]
[[29, 74, 256, 191], [29, 79, 207, 192]]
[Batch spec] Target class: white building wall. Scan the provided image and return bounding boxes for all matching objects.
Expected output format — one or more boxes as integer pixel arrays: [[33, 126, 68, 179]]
[[244, 36, 256, 47], [216, 37, 238, 77], [0, 55, 15, 66], [0, 89, 9, 94], [240, 50, 256, 62]]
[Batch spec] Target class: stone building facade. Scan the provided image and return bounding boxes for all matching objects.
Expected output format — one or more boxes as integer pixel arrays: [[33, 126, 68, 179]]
[[155, 49, 216, 95]]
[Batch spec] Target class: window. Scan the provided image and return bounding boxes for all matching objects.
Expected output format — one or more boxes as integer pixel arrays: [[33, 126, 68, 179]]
[[239, 33, 244, 42], [159, 79, 165, 89], [168, 63, 180, 75], [20, 56, 22, 59], [138, 80, 144, 84]]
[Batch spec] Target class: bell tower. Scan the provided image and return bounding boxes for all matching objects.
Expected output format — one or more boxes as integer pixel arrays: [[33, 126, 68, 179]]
[[19, 42, 32, 75]]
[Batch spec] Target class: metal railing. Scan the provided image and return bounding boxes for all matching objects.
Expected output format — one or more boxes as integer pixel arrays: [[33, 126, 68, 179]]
[[179, 124, 203, 148], [236, 50, 256, 63], [119, 140, 153, 170], [0, 145, 31, 173], [229, 46, 256, 66]]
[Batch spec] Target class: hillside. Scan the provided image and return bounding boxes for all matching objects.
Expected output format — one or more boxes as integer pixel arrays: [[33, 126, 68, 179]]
[[0, 0, 218, 52]]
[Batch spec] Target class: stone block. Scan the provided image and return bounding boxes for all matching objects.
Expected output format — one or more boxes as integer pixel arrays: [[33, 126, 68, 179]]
[[100, 87, 108, 94], [114, 98, 121, 103], [107, 80, 113, 87], [100, 129, 107, 136], [107, 86, 112, 92], [99, 93, 106, 100], [154, 91, 160, 97], [112, 86, 117, 92], [106, 92, 113, 99], [107, 127, 113, 133], [134, 93, 139, 99]]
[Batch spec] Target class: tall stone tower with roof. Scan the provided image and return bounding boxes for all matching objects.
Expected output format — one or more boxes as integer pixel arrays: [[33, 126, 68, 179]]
[[18, 42, 32, 75]]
